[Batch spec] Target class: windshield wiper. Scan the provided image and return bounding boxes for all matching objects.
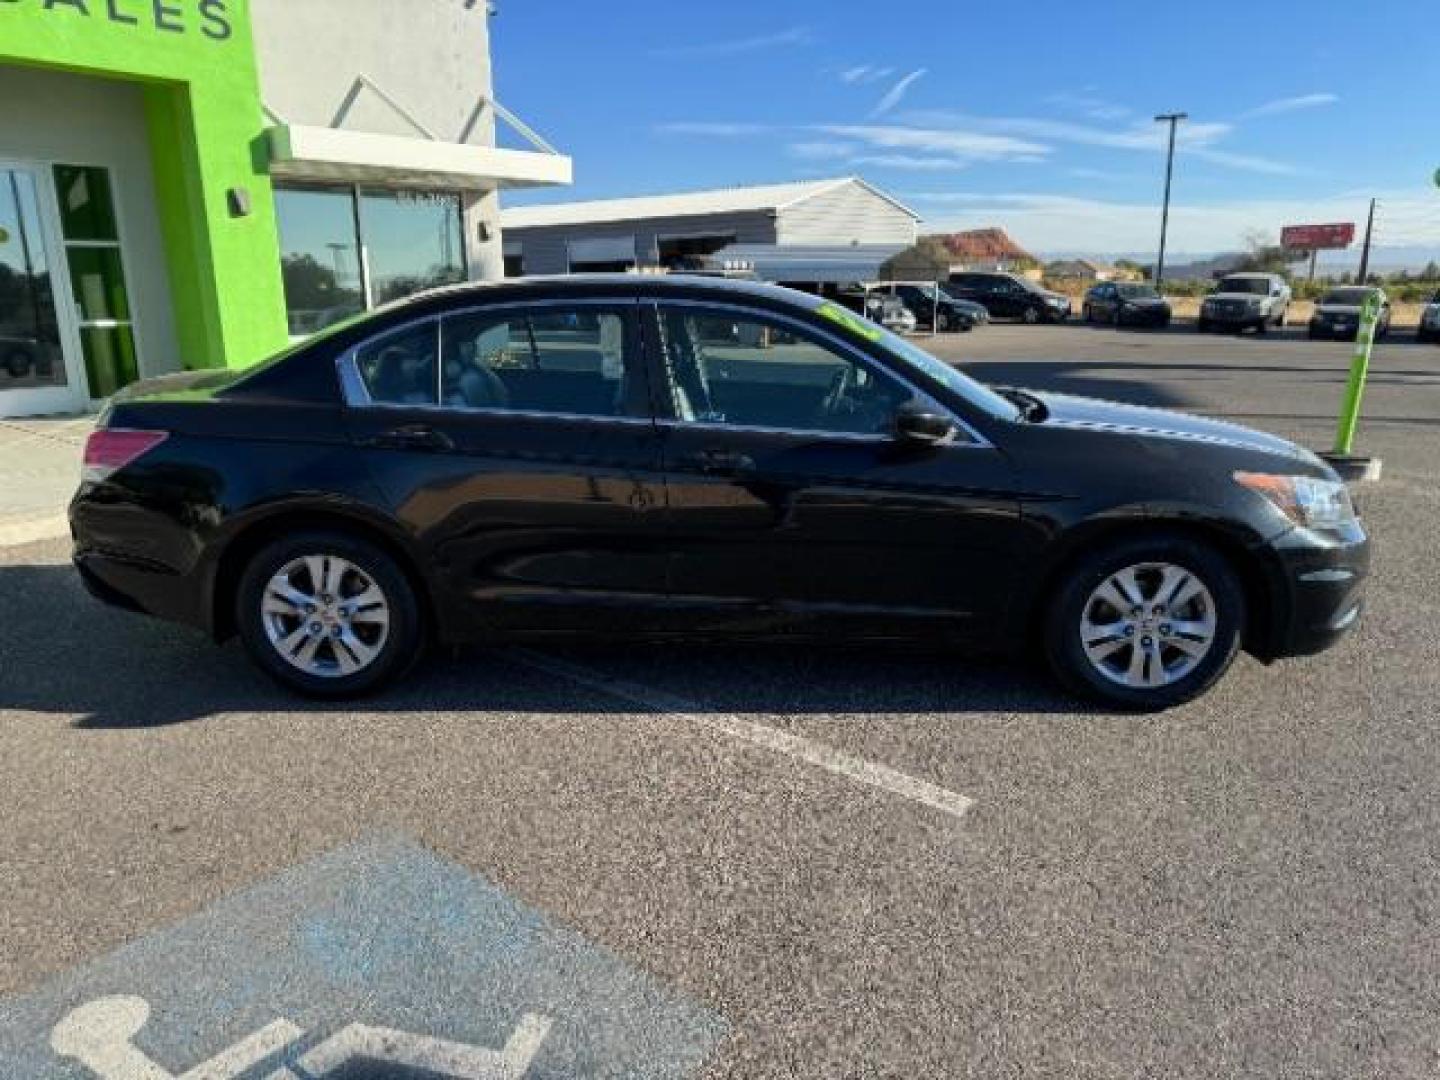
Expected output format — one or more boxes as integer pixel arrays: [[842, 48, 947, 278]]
[[997, 387, 1049, 423]]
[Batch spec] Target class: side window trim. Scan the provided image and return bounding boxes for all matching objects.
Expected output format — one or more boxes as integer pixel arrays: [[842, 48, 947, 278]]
[[646, 299, 990, 447], [336, 297, 655, 425]]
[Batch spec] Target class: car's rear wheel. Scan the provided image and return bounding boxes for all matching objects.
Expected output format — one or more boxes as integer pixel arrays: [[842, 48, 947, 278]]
[[1043, 535, 1244, 711], [236, 530, 422, 697]]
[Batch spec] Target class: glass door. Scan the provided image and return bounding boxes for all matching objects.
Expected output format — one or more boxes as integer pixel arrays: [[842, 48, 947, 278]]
[[0, 164, 87, 417]]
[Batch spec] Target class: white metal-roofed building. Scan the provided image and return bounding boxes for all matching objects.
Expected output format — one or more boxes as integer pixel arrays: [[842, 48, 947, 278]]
[[499, 177, 919, 277]]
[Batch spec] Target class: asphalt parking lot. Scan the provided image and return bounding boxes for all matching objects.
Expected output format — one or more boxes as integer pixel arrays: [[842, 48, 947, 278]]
[[2, 325, 1438, 1078]]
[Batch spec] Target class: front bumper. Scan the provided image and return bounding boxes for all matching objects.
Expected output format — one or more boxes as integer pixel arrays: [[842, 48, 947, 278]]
[[1309, 318, 1360, 339], [1256, 521, 1369, 660], [1119, 306, 1171, 327], [1202, 305, 1264, 326]]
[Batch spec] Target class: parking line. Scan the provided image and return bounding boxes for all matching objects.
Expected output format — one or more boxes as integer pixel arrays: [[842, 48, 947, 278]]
[[502, 648, 975, 821]]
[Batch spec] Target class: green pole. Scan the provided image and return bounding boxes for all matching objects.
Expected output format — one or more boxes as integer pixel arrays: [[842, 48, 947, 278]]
[[1333, 291, 1381, 455]]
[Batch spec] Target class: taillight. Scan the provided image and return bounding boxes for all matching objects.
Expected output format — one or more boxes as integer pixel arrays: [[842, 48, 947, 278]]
[[82, 428, 169, 483]]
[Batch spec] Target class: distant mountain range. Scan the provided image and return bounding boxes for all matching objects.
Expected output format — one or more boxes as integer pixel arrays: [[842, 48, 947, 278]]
[[1039, 245, 1440, 279]]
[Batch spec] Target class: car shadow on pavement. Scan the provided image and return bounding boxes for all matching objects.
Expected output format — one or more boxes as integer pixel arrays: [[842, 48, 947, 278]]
[[0, 564, 1087, 729]]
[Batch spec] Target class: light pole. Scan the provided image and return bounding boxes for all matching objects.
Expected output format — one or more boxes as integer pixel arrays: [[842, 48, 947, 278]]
[[1153, 112, 1187, 290]]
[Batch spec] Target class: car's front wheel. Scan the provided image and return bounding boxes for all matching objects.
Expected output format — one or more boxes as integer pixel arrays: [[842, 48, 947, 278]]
[[1043, 535, 1244, 710], [236, 530, 423, 697], [1022, 306, 1040, 325]]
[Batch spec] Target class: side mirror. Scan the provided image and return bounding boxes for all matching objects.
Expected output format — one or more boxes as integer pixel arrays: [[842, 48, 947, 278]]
[[894, 407, 957, 446]]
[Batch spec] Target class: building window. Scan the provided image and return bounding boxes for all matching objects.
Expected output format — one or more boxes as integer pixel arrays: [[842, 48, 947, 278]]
[[53, 165, 138, 398], [0, 169, 64, 392], [503, 251, 524, 278], [274, 183, 467, 337]]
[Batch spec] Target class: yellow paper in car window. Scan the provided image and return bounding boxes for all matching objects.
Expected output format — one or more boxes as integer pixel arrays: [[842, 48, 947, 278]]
[[817, 302, 883, 341]]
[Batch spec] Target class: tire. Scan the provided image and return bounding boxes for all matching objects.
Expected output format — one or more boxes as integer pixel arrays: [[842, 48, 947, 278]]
[[1082, 305, 1092, 323], [1197, 318, 1210, 333], [1021, 306, 1040, 325], [235, 529, 423, 698], [1112, 307, 1123, 328], [1253, 318, 1267, 335], [1042, 533, 1245, 711]]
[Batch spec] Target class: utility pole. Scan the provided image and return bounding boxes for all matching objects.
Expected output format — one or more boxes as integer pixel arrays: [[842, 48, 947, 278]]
[[1356, 197, 1377, 284], [1153, 112, 1187, 290]]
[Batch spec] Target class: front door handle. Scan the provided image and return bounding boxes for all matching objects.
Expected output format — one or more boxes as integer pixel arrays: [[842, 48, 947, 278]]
[[371, 423, 454, 452], [684, 448, 755, 476]]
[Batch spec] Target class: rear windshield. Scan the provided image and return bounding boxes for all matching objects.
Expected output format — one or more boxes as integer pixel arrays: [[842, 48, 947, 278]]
[[1320, 288, 1374, 305], [1214, 277, 1272, 295]]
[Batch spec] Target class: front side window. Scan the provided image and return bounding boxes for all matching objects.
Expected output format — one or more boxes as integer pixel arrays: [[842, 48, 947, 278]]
[[656, 306, 915, 436], [440, 307, 639, 418]]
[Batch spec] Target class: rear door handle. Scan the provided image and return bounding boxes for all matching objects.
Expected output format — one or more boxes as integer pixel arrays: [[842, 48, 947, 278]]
[[370, 423, 454, 452], [684, 449, 755, 476]]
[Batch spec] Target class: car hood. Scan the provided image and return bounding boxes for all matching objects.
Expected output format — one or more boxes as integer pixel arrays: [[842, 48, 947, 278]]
[[1314, 304, 1364, 315], [1023, 389, 1315, 463], [1118, 296, 1169, 307], [1206, 292, 1268, 302]]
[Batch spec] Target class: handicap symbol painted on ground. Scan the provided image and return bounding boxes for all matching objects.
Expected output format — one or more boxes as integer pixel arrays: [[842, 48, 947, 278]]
[[51, 994, 550, 1078], [0, 835, 727, 1078]]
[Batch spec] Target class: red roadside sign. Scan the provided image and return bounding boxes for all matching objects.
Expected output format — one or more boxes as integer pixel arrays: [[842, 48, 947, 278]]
[[1281, 222, 1356, 250]]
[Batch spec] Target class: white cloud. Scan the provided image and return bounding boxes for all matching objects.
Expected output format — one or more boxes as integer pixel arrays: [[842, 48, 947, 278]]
[[787, 140, 858, 159], [654, 122, 771, 137], [848, 154, 972, 171], [1240, 93, 1339, 119], [651, 26, 811, 59], [815, 123, 1050, 161], [894, 109, 1297, 174], [904, 189, 1440, 253], [1184, 147, 1298, 175], [1043, 91, 1132, 121], [870, 68, 928, 118], [839, 65, 894, 85]]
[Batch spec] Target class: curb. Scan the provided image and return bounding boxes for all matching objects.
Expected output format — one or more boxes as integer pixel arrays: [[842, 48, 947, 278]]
[[0, 513, 69, 549]]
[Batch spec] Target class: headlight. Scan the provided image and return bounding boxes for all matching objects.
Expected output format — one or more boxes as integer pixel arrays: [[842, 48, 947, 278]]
[[1234, 471, 1357, 529]]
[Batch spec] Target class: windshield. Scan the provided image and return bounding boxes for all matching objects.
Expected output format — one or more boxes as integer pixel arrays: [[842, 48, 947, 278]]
[[869, 323, 1021, 422], [1214, 277, 1272, 295], [1321, 288, 1374, 305], [1116, 284, 1159, 299]]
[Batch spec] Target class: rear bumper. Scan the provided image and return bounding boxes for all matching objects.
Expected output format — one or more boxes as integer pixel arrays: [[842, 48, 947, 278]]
[[70, 488, 210, 631], [1256, 523, 1370, 660]]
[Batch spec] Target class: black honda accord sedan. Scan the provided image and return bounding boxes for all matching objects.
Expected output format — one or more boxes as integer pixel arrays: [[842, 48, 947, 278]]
[[71, 276, 1368, 710]]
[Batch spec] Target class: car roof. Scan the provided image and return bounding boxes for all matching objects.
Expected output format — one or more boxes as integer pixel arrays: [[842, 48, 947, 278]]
[[376, 273, 828, 315]]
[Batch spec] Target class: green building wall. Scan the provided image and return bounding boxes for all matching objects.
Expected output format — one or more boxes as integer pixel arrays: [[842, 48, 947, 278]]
[[0, 0, 289, 371]]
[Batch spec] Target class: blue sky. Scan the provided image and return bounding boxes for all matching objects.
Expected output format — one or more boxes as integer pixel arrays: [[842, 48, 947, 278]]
[[493, 0, 1440, 256]]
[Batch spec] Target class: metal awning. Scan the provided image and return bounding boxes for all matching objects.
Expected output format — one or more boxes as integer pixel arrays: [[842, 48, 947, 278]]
[[709, 243, 908, 284], [266, 125, 572, 191]]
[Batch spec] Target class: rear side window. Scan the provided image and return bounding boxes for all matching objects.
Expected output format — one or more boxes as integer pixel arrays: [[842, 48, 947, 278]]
[[354, 320, 439, 405], [439, 306, 643, 418]]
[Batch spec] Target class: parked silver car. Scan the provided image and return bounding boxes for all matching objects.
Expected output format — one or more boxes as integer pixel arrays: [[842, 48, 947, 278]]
[[1418, 291, 1440, 344], [1197, 272, 1291, 334]]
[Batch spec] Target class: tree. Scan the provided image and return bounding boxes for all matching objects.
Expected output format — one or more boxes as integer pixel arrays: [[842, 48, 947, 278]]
[[1231, 230, 1305, 277], [1423, 260, 1440, 281], [878, 238, 951, 281]]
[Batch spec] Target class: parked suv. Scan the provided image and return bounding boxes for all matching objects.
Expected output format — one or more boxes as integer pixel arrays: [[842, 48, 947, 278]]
[[947, 271, 1071, 324], [1307, 286, 1391, 341], [1417, 291, 1440, 343], [1198, 273, 1291, 334]]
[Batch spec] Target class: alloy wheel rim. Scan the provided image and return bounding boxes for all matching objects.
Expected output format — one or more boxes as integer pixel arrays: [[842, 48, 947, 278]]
[[261, 555, 391, 678], [1078, 562, 1217, 689]]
